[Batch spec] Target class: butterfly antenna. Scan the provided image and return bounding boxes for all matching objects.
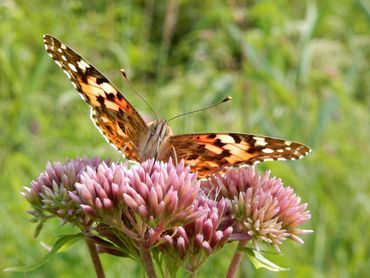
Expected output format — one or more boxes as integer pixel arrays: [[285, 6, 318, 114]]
[[120, 69, 159, 120], [168, 96, 232, 122]]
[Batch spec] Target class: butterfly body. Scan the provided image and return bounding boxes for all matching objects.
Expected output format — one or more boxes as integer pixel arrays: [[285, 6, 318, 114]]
[[139, 120, 173, 161], [43, 34, 311, 178]]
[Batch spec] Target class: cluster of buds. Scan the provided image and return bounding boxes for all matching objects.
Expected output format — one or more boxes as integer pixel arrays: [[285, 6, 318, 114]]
[[160, 196, 233, 273], [23, 156, 106, 230], [23, 156, 312, 275], [202, 167, 312, 252], [71, 159, 203, 248]]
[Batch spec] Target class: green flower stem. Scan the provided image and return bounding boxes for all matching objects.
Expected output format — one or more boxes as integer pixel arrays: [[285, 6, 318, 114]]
[[140, 246, 157, 278], [226, 240, 249, 278], [85, 238, 105, 278]]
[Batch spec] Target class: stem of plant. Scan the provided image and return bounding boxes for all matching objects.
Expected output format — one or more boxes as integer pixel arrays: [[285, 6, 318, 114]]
[[85, 238, 105, 278], [226, 240, 249, 278], [140, 246, 157, 278]]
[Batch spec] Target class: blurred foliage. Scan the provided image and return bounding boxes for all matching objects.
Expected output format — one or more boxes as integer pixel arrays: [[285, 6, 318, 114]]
[[1, 0, 369, 277]]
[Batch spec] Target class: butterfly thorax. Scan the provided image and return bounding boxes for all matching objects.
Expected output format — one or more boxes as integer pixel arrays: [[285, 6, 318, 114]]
[[138, 120, 173, 161]]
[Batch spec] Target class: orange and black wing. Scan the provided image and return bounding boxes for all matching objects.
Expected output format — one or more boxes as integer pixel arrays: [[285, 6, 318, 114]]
[[43, 34, 147, 161], [168, 133, 311, 178]]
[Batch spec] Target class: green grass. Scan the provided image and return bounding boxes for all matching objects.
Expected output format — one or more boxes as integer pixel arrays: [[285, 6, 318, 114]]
[[1, 1, 369, 277]]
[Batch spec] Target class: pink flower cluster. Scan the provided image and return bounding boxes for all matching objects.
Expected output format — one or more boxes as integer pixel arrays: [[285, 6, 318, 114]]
[[23, 156, 105, 228], [161, 196, 233, 272], [203, 167, 312, 252], [24, 157, 312, 273], [70, 159, 203, 248]]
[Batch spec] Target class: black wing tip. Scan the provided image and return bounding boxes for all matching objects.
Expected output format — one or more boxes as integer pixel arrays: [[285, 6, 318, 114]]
[[43, 34, 56, 39], [302, 145, 312, 156], [43, 34, 62, 45], [43, 34, 53, 41]]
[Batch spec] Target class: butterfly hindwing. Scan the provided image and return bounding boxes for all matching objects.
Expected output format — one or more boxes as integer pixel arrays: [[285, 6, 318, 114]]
[[167, 133, 311, 177], [43, 34, 148, 161]]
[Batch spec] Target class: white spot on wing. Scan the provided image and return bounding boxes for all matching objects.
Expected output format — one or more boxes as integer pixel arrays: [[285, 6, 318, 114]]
[[68, 63, 78, 72], [57, 48, 62, 53], [101, 82, 116, 94], [284, 140, 292, 146], [253, 136, 268, 146], [217, 135, 235, 143], [61, 55, 67, 61], [55, 60, 62, 68], [277, 158, 286, 161], [77, 60, 90, 71], [263, 158, 274, 162], [63, 69, 71, 79], [61, 44, 67, 50], [262, 148, 274, 154]]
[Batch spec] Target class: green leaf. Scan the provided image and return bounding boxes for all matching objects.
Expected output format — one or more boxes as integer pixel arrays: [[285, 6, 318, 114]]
[[33, 221, 44, 238], [243, 248, 289, 272], [4, 233, 84, 272]]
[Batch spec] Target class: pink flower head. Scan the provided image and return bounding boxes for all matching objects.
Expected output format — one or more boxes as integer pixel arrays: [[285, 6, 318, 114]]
[[23, 156, 107, 229], [161, 195, 233, 272], [202, 167, 312, 252], [74, 158, 201, 247]]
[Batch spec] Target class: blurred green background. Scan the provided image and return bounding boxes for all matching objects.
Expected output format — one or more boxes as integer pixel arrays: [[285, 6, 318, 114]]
[[1, 0, 369, 277]]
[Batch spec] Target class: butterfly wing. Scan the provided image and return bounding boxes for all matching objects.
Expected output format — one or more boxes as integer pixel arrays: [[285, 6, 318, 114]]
[[166, 133, 311, 178], [43, 34, 147, 161]]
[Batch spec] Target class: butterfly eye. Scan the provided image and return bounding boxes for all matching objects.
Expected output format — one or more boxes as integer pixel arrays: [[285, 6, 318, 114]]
[[148, 124, 156, 136]]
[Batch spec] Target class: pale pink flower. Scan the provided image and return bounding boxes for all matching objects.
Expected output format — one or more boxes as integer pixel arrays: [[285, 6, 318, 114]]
[[161, 195, 233, 273], [23, 156, 105, 230], [73, 158, 202, 247], [202, 167, 312, 252]]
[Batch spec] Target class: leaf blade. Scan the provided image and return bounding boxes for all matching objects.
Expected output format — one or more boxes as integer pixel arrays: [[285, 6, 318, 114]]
[[4, 233, 84, 272]]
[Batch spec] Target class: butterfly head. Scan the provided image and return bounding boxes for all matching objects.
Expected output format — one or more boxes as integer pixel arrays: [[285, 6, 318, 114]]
[[138, 120, 173, 161]]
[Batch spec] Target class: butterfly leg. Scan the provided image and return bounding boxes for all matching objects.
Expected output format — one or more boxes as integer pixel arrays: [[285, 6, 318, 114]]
[[148, 146, 160, 177], [170, 145, 178, 165]]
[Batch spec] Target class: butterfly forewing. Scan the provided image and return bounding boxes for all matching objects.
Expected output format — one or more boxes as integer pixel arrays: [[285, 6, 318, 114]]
[[43, 34, 148, 161], [166, 133, 311, 178]]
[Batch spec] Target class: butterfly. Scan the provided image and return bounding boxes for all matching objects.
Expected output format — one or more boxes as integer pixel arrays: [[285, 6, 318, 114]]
[[43, 34, 311, 178]]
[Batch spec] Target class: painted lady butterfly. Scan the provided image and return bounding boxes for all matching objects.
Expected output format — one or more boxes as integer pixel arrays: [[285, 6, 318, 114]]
[[43, 34, 311, 178]]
